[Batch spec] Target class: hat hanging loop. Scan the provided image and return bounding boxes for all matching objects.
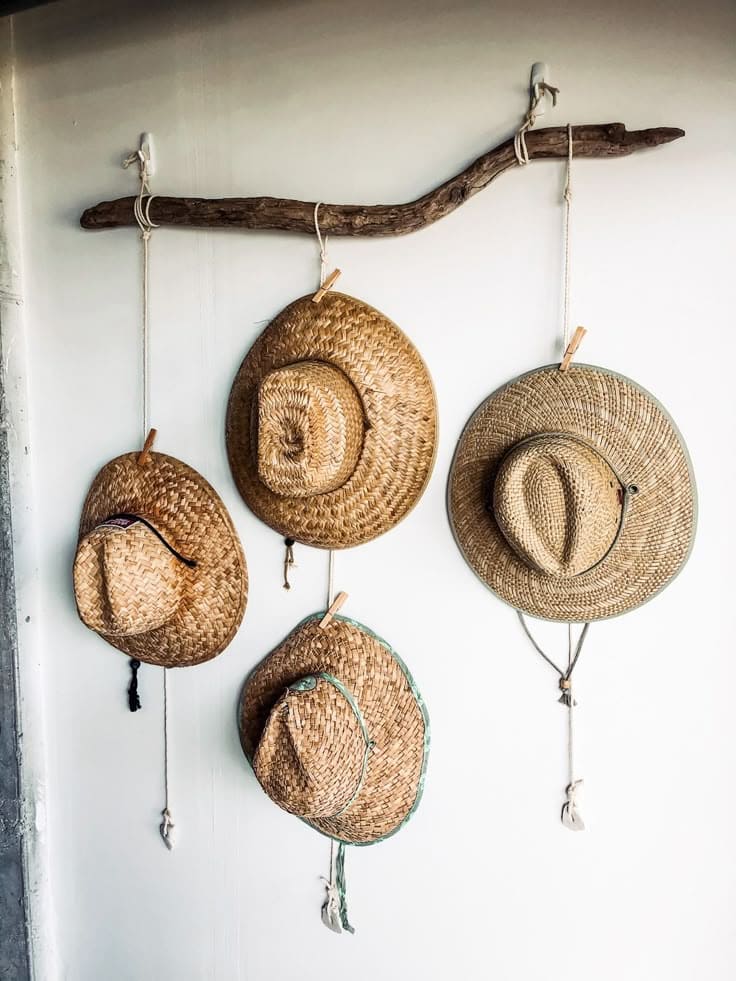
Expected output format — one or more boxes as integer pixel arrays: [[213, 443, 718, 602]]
[[516, 612, 590, 830], [124, 139, 175, 850]]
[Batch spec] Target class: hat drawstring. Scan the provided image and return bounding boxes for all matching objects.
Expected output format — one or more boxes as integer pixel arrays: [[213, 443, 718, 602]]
[[127, 658, 142, 712], [517, 613, 590, 831], [321, 840, 354, 935]]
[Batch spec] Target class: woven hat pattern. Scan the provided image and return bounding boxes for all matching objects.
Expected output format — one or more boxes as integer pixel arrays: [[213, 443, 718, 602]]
[[227, 292, 437, 549], [241, 616, 428, 844], [253, 675, 369, 819], [74, 520, 184, 635], [493, 435, 623, 577], [75, 451, 248, 666], [256, 361, 365, 498], [449, 365, 696, 621]]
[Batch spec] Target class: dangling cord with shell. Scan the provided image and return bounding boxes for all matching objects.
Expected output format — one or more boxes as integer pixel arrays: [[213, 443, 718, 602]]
[[517, 613, 590, 829], [124, 140, 175, 850]]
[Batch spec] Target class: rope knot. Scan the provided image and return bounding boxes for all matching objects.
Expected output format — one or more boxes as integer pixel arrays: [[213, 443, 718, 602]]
[[159, 807, 175, 850], [558, 676, 577, 706]]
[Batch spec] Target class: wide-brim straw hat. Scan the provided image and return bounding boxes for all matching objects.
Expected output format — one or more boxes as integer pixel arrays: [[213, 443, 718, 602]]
[[239, 613, 429, 844], [226, 292, 437, 549], [74, 451, 248, 666], [448, 364, 696, 622]]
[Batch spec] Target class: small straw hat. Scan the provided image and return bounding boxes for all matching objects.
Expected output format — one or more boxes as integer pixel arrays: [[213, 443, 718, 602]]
[[239, 613, 429, 844], [448, 364, 696, 622], [226, 292, 437, 549], [74, 450, 248, 666]]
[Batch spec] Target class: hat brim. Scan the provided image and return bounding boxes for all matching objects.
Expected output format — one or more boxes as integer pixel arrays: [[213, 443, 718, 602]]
[[239, 614, 429, 845], [448, 364, 696, 621], [76, 451, 248, 666], [226, 292, 437, 549]]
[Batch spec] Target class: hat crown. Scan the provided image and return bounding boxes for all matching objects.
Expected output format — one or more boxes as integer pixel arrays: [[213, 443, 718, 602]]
[[256, 361, 365, 499], [493, 435, 623, 578], [253, 673, 370, 819], [74, 518, 184, 635]]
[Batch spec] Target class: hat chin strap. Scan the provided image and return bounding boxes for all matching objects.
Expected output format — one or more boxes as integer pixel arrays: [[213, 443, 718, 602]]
[[517, 612, 590, 831]]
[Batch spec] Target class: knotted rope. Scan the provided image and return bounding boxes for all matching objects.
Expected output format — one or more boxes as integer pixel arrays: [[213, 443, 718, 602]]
[[123, 143, 174, 851], [517, 613, 590, 830], [513, 80, 560, 166]]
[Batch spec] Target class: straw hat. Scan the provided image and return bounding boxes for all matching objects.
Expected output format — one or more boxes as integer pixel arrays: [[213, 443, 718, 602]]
[[239, 613, 429, 844], [226, 291, 437, 549], [448, 364, 696, 622], [74, 450, 248, 666]]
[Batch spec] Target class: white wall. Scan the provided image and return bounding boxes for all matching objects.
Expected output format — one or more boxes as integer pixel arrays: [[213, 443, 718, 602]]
[[10, 0, 736, 978]]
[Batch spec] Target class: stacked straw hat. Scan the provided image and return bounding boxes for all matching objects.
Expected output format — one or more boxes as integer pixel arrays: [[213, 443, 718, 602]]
[[74, 450, 248, 668], [239, 609, 429, 932], [448, 364, 696, 621], [226, 291, 437, 549]]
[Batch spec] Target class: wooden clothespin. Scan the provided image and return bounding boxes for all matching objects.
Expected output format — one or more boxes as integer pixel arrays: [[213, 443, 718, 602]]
[[312, 268, 341, 303], [319, 591, 348, 629], [559, 326, 587, 372], [137, 427, 157, 466]]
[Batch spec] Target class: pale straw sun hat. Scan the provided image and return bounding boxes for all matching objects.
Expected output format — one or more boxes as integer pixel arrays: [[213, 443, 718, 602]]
[[448, 363, 696, 622]]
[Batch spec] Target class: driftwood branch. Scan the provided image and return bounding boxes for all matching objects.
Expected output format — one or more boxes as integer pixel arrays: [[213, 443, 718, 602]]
[[80, 123, 684, 236]]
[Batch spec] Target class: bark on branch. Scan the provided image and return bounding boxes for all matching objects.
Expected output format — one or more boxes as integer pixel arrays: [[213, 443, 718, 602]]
[[80, 123, 684, 236]]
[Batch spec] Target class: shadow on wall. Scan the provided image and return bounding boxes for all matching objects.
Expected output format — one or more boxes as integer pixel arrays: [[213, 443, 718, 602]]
[[15, 0, 369, 63]]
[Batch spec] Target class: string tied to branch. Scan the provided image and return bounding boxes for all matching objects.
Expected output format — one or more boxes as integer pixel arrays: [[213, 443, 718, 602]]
[[514, 80, 560, 166]]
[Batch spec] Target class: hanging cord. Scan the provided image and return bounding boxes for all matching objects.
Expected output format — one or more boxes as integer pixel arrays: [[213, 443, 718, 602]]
[[516, 612, 590, 831], [159, 667, 175, 849], [514, 80, 560, 166], [562, 123, 574, 349], [321, 840, 354, 934], [122, 148, 159, 443], [314, 201, 328, 288], [123, 144, 174, 850]]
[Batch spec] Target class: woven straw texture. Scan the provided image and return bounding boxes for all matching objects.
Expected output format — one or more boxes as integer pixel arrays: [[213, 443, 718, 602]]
[[448, 364, 696, 621], [226, 292, 437, 549], [74, 451, 248, 666], [240, 615, 429, 845], [253, 674, 369, 819]]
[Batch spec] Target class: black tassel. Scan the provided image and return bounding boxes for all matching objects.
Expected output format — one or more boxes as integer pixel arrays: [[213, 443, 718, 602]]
[[128, 658, 141, 712], [283, 538, 296, 590]]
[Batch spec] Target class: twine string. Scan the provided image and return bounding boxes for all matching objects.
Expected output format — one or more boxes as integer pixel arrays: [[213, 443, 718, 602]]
[[123, 149, 159, 442], [516, 612, 589, 830], [124, 143, 173, 850], [160, 665, 175, 850], [513, 80, 559, 166], [327, 548, 336, 609], [562, 123, 574, 349], [314, 202, 328, 288]]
